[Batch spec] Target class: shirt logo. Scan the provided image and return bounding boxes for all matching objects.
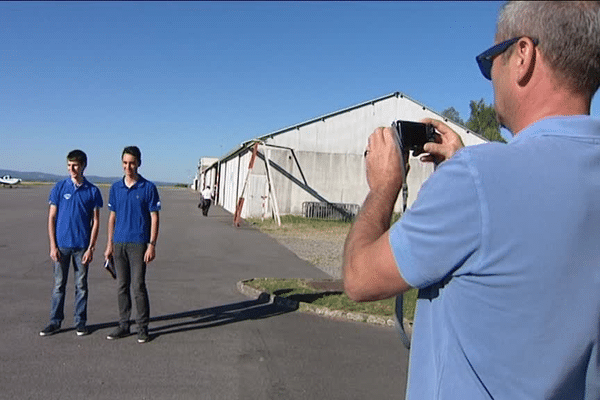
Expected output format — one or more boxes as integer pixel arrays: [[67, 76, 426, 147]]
[[64, 194, 72, 200]]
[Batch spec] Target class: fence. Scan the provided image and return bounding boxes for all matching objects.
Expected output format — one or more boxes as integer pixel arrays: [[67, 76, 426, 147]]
[[302, 201, 360, 221]]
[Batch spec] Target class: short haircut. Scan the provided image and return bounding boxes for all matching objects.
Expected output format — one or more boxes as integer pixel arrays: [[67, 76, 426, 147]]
[[496, 1, 600, 97], [122, 146, 142, 166], [67, 149, 87, 169]]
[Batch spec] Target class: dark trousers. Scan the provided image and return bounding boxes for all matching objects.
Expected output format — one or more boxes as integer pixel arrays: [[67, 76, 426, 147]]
[[202, 198, 211, 216], [113, 243, 149, 329]]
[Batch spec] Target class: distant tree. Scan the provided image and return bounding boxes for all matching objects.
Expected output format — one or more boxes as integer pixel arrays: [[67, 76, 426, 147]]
[[466, 99, 505, 143], [441, 107, 464, 126]]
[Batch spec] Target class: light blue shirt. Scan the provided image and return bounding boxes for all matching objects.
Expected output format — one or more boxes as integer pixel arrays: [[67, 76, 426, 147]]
[[390, 116, 600, 399]]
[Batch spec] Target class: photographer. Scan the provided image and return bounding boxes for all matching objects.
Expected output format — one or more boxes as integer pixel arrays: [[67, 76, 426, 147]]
[[343, 1, 600, 398]]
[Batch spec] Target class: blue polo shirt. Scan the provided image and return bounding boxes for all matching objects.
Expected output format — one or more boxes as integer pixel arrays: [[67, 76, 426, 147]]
[[49, 177, 103, 249], [108, 175, 161, 244], [390, 116, 600, 399]]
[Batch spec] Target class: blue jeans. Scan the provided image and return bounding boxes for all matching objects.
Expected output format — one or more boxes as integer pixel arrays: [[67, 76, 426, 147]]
[[49, 248, 88, 326]]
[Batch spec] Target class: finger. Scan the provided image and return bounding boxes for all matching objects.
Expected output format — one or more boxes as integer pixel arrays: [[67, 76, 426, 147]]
[[420, 154, 436, 163], [420, 118, 453, 136]]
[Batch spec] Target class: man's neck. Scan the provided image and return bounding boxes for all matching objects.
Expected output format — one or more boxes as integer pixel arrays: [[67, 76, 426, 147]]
[[124, 174, 139, 188], [71, 176, 84, 186], [508, 72, 591, 136]]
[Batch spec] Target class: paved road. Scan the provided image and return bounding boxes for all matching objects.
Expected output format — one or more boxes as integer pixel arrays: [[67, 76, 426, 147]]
[[0, 185, 409, 400]]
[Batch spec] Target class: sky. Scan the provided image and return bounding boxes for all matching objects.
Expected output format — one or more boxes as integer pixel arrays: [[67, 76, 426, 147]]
[[2, 1, 598, 184]]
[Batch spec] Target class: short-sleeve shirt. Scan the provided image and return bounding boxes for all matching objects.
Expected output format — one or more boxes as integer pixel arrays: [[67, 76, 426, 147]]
[[390, 116, 600, 399], [49, 178, 103, 249], [108, 175, 161, 244]]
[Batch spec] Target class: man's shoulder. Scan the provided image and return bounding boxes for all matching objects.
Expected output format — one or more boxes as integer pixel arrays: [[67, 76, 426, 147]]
[[82, 178, 101, 190], [138, 175, 157, 186], [50, 178, 71, 193], [109, 178, 125, 190]]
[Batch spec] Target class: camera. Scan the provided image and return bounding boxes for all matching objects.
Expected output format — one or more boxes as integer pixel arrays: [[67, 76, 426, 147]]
[[392, 120, 438, 156]]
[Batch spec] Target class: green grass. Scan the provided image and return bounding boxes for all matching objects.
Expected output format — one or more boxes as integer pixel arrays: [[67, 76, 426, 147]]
[[245, 277, 417, 321], [245, 215, 417, 322]]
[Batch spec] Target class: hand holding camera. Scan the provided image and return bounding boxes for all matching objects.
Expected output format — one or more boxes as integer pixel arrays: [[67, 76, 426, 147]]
[[416, 118, 465, 163], [364, 127, 405, 196]]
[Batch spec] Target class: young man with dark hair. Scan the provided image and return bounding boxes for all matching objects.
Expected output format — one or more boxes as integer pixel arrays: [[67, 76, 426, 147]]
[[104, 146, 160, 343], [344, 1, 600, 398], [41, 149, 103, 337]]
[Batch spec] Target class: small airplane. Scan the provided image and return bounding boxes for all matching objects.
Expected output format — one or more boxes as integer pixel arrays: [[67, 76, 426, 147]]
[[0, 175, 22, 188]]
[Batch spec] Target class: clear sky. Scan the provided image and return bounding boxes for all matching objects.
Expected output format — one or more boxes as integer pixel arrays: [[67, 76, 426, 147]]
[[2, 1, 598, 183]]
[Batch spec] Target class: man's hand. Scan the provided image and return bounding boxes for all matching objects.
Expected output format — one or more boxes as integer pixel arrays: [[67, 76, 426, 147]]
[[420, 118, 465, 164], [144, 245, 156, 264], [365, 127, 404, 197], [50, 246, 60, 263], [104, 246, 113, 262], [82, 249, 94, 265]]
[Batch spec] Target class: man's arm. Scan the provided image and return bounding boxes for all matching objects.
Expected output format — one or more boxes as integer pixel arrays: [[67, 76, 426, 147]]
[[343, 127, 412, 302], [144, 211, 159, 263], [82, 208, 100, 265], [344, 120, 467, 302], [104, 210, 116, 261], [48, 204, 60, 262]]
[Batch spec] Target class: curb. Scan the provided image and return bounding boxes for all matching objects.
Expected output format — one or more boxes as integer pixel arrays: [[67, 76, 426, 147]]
[[237, 279, 413, 334]]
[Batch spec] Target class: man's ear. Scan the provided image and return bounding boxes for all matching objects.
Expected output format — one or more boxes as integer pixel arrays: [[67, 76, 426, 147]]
[[515, 37, 537, 86]]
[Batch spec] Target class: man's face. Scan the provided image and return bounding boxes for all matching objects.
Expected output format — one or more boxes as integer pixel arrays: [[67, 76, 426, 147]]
[[122, 153, 139, 178], [67, 160, 84, 181]]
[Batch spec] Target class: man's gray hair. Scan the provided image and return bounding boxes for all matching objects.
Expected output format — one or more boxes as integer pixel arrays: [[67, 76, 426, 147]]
[[497, 1, 600, 97]]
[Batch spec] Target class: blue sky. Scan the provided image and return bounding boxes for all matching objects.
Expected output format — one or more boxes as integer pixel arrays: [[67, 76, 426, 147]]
[[2, 1, 598, 184]]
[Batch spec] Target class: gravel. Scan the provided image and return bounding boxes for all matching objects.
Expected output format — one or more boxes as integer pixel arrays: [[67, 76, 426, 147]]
[[266, 232, 347, 279]]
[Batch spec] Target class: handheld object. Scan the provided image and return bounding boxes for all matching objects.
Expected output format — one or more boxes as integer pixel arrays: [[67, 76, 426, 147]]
[[392, 120, 438, 156], [104, 258, 116, 280]]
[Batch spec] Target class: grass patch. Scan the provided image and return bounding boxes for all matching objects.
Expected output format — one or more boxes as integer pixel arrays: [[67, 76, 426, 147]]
[[245, 215, 417, 322], [246, 215, 352, 237], [245, 278, 417, 321]]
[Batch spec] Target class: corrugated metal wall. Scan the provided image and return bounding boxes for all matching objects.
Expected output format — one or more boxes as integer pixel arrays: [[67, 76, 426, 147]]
[[204, 93, 487, 219]]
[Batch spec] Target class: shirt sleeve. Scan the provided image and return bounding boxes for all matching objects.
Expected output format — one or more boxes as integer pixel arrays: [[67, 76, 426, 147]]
[[389, 150, 482, 289], [94, 187, 103, 209], [48, 182, 60, 206], [107, 184, 115, 211], [148, 184, 161, 212]]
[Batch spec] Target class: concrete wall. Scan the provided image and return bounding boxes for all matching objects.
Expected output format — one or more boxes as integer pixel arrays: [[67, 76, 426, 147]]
[[204, 92, 487, 219]]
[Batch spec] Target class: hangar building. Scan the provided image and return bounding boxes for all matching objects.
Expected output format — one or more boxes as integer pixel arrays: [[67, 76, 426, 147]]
[[198, 92, 487, 221]]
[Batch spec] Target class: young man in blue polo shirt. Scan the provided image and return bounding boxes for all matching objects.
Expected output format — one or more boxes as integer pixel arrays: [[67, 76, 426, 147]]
[[104, 146, 160, 343], [40, 149, 103, 337]]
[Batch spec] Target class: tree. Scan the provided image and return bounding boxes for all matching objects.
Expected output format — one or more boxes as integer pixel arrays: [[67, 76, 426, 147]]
[[466, 99, 505, 143], [441, 107, 464, 126]]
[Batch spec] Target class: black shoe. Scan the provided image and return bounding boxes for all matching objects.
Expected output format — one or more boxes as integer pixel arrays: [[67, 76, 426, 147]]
[[76, 324, 89, 336], [137, 327, 150, 343], [106, 326, 130, 340], [40, 323, 61, 336]]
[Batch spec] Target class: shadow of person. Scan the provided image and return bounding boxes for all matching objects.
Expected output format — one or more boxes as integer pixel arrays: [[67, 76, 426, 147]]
[[149, 292, 298, 339], [86, 293, 297, 340]]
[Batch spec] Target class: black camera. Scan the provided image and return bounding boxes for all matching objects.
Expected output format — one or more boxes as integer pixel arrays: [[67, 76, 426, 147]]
[[392, 120, 438, 156]]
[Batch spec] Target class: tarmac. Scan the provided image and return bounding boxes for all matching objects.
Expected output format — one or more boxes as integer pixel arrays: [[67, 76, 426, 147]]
[[0, 185, 409, 400]]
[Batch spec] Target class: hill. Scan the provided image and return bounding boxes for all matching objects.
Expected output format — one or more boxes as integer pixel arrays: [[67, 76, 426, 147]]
[[0, 169, 180, 187]]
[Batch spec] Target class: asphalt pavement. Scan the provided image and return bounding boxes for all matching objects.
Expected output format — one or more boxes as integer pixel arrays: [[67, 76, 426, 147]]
[[0, 185, 408, 400]]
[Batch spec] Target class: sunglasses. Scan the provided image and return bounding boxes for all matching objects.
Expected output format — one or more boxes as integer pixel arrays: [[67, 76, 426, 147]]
[[476, 36, 539, 80]]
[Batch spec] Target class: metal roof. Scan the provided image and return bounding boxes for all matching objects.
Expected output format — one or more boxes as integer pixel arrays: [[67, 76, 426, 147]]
[[208, 91, 486, 167]]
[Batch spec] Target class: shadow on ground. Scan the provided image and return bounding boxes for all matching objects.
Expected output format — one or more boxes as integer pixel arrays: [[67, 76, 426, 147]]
[[85, 293, 298, 340], [273, 288, 344, 303]]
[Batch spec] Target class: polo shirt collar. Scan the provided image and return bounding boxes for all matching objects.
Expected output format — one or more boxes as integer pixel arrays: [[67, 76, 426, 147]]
[[70, 176, 89, 190], [511, 115, 600, 144], [119, 174, 146, 189]]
